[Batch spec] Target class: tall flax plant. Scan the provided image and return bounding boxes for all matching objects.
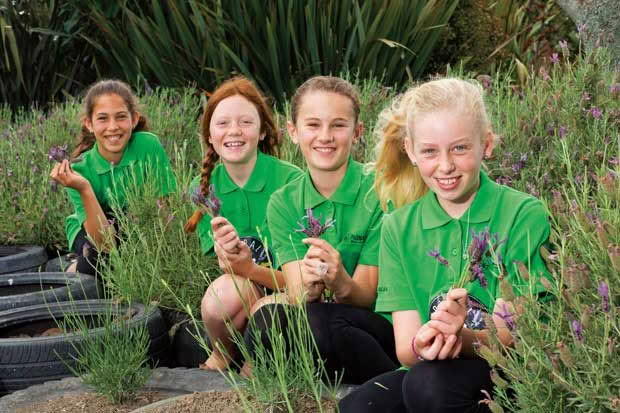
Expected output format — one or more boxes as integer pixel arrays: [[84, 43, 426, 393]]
[[467, 49, 619, 412], [0, 0, 93, 110], [100, 145, 218, 315], [82, 0, 457, 106]]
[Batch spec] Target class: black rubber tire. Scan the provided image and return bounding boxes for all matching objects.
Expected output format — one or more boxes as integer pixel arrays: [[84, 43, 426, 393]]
[[0, 300, 170, 394], [171, 319, 211, 368], [0, 272, 100, 312], [0, 245, 47, 274], [44, 254, 76, 273]]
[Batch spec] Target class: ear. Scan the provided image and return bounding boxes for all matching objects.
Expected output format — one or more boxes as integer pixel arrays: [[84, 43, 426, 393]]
[[83, 117, 93, 133], [259, 131, 266, 141], [483, 130, 495, 159], [353, 122, 364, 144], [287, 120, 299, 145], [403, 137, 417, 166], [131, 112, 140, 129]]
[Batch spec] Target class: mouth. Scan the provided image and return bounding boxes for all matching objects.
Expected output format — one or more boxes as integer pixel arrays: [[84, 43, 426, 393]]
[[435, 176, 460, 189], [105, 135, 123, 143], [224, 141, 245, 148], [313, 146, 336, 154]]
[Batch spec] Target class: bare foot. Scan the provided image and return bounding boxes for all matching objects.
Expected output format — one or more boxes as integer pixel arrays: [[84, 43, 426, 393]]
[[199, 351, 230, 371], [66, 261, 77, 272]]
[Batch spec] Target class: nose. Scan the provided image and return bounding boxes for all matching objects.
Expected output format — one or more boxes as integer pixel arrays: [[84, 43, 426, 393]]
[[228, 121, 242, 135], [317, 126, 333, 143], [438, 152, 455, 173]]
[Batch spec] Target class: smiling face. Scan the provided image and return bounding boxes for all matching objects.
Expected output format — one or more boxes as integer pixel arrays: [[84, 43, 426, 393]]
[[405, 109, 494, 218], [288, 91, 362, 176], [208, 94, 264, 166], [84, 93, 139, 163]]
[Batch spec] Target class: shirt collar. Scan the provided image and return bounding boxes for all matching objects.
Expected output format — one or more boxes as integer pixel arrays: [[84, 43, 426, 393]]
[[303, 156, 362, 209], [421, 171, 497, 229], [218, 151, 267, 194], [92, 139, 137, 175]]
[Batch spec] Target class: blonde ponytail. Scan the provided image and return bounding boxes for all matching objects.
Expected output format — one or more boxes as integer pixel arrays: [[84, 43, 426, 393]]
[[374, 91, 427, 210]]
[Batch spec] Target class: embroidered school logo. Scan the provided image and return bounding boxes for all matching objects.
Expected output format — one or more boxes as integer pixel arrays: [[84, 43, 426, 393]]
[[344, 233, 366, 244], [240, 236, 273, 267], [429, 294, 488, 330]]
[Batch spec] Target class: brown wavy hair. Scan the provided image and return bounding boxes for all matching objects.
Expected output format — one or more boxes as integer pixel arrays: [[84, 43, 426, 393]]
[[199, 76, 281, 197], [290, 76, 360, 124], [72, 79, 148, 160]]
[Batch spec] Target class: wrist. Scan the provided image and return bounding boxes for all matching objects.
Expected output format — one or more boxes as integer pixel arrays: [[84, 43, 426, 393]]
[[411, 334, 424, 362]]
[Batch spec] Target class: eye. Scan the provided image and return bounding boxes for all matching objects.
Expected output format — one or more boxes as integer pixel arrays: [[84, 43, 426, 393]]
[[420, 148, 436, 155], [241, 119, 253, 125], [306, 122, 320, 128], [453, 144, 469, 152]]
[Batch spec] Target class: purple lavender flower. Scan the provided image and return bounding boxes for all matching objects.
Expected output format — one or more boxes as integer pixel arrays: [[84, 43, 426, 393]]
[[471, 263, 487, 287], [428, 249, 449, 267], [589, 107, 602, 119], [582, 92, 591, 101], [599, 282, 610, 313], [48, 144, 68, 162], [295, 208, 335, 238], [558, 126, 568, 139], [572, 319, 584, 342], [511, 153, 528, 174], [559, 40, 568, 50], [577, 23, 586, 34], [494, 304, 516, 331], [610, 84, 620, 94], [550, 53, 560, 64], [190, 184, 221, 217], [610, 157, 619, 166]]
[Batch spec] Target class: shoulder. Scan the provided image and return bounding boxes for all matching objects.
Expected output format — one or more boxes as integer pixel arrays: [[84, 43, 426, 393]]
[[383, 199, 420, 228], [129, 131, 165, 152], [494, 182, 548, 220], [269, 174, 304, 208], [261, 153, 303, 181], [70, 150, 93, 176]]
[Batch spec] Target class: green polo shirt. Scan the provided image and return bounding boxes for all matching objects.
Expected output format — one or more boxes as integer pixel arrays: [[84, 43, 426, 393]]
[[267, 157, 383, 277], [65, 131, 176, 250], [376, 171, 551, 327], [191, 151, 302, 263]]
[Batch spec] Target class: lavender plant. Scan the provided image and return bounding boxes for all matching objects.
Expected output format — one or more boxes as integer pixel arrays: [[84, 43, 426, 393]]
[[295, 208, 335, 238], [48, 144, 69, 162], [189, 184, 222, 217]]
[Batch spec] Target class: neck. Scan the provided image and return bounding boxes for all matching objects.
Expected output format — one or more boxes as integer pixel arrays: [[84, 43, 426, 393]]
[[308, 159, 349, 199], [223, 152, 258, 188]]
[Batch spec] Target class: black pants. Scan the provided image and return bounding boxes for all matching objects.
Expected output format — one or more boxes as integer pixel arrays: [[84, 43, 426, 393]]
[[339, 358, 494, 413], [244, 302, 398, 384], [72, 213, 119, 276]]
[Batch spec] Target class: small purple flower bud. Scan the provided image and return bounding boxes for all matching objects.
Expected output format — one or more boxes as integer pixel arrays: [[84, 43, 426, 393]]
[[48, 144, 68, 162], [571, 319, 584, 343], [599, 282, 610, 312], [610, 84, 620, 95], [589, 107, 602, 119], [428, 249, 449, 267], [559, 40, 568, 50], [189, 184, 222, 217], [471, 263, 487, 287], [550, 53, 560, 64], [558, 126, 568, 139], [577, 23, 586, 34], [583, 91, 591, 101], [494, 303, 516, 331]]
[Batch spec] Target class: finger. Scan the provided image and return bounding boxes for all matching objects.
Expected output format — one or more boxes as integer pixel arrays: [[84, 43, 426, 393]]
[[450, 337, 463, 359], [302, 238, 334, 252], [446, 288, 468, 306], [427, 318, 460, 336], [436, 300, 467, 318], [421, 334, 444, 360], [416, 325, 440, 347], [437, 334, 457, 360], [210, 216, 231, 231]]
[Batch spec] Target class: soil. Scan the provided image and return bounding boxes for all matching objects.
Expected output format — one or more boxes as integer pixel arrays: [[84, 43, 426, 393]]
[[13, 390, 169, 413], [144, 391, 338, 413]]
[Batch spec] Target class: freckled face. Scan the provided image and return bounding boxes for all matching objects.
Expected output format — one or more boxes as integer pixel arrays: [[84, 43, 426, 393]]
[[288, 91, 362, 176], [84, 93, 139, 164], [404, 110, 494, 217], [209, 95, 264, 166]]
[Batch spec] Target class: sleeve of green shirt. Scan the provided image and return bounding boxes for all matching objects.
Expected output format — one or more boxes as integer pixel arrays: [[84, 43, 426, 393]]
[[375, 214, 419, 313], [357, 200, 383, 266], [266, 190, 306, 267], [501, 198, 552, 298]]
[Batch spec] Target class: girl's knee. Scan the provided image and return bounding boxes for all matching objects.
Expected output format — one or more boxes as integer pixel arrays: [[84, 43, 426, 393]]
[[201, 274, 247, 320]]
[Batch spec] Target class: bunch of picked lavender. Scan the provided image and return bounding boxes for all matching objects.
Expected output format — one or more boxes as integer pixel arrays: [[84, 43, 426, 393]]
[[48, 144, 69, 162], [189, 184, 221, 217], [295, 208, 335, 238]]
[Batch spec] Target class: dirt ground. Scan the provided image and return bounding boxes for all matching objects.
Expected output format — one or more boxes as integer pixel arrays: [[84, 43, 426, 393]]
[[13, 391, 169, 413], [13, 390, 337, 413]]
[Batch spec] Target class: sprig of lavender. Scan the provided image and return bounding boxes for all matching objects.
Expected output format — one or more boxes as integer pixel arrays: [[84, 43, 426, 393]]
[[48, 144, 68, 162], [295, 208, 335, 238], [189, 184, 221, 217]]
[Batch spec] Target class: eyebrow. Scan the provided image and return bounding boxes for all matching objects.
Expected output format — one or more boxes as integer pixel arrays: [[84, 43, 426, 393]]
[[416, 137, 472, 145]]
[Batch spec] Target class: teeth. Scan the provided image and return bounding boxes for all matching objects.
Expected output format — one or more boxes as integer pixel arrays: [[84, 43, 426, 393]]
[[315, 147, 335, 153], [224, 142, 244, 147], [437, 177, 457, 185]]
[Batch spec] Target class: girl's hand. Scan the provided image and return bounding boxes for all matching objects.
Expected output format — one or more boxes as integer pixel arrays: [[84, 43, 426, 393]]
[[215, 239, 254, 276], [428, 288, 468, 337], [211, 216, 241, 254], [415, 324, 463, 361], [49, 160, 90, 192], [301, 238, 348, 294]]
